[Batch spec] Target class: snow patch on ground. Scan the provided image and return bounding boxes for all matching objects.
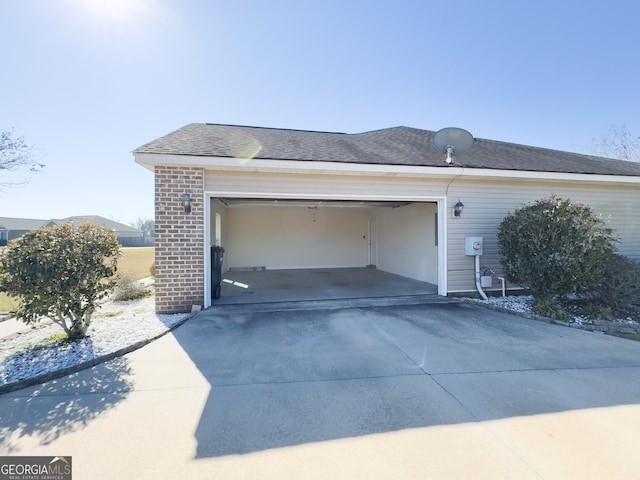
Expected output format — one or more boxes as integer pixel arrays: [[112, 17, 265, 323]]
[[0, 296, 189, 387]]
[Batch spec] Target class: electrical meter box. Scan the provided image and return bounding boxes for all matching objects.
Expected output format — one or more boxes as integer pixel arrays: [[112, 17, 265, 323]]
[[481, 275, 493, 287], [465, 236, 484, 256]]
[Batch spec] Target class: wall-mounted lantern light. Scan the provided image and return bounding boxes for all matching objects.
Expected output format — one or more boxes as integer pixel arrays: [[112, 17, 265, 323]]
[[454, 200, 464, 217], [181, 193, 192, 214]]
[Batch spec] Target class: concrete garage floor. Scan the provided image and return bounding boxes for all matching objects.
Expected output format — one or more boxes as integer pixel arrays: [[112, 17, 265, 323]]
[[217, 267, 438, 305]]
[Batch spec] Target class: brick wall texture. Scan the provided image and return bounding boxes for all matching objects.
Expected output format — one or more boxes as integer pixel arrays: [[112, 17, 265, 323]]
[[154, 166, 205, 313]]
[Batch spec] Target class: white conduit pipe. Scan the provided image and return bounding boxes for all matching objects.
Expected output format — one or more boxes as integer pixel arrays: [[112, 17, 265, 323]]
[[497, 277, 507, 297], [474, 254, 488, 300]]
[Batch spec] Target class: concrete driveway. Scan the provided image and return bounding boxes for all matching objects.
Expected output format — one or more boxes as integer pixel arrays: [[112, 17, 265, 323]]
[[1, 298, 640, 479]]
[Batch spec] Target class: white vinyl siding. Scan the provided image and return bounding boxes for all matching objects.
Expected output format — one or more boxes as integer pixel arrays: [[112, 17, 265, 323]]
[[446, 177, 640, 293], [205, 170, 448, 200]]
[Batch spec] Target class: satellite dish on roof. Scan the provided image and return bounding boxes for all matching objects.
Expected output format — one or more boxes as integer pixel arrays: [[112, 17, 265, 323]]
[[434, 127, 474, 164]]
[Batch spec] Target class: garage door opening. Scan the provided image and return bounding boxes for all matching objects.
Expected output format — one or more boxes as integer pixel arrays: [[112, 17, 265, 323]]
[[208, 198, 440, 305]]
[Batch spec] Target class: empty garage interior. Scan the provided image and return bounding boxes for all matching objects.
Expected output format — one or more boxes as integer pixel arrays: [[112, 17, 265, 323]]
[[209, 198, 439, 304]]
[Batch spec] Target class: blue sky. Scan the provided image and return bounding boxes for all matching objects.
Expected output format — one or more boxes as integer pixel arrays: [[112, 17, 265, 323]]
[[1, 0, 638, 226]]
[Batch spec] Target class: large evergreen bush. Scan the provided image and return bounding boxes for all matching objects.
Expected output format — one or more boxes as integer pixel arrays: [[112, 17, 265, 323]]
[[497, 196, 617, 311], [594, 253, 640, 317]]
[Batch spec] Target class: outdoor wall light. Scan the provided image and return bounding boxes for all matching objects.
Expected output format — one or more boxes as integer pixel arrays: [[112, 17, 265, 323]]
[[181, 193, 192, 214], [454, 200, 464, 217]]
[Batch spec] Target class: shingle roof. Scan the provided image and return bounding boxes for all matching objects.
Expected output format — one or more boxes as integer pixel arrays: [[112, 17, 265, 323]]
[[134, 123, 640, 177], [0, 217, 51, 231], [0, 216, 141, 235], [54, 216, 141, 234]]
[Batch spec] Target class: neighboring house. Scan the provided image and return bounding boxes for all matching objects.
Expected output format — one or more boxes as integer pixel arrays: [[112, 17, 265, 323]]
[[0, 217, 53, 246], [0, 215, 145, 247], [52, 216, 147, 247], [134, 123, 640, 314]]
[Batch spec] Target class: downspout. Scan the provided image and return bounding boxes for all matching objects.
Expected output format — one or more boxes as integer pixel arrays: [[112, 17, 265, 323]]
[[474, 254, 488, 300]]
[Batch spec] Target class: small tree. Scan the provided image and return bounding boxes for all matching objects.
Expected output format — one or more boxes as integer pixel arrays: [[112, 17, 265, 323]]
[[132, 217, 155, 246], [0, 223, 120, 340], [497, 196, 617, 310], [132, 217, 155, 238]]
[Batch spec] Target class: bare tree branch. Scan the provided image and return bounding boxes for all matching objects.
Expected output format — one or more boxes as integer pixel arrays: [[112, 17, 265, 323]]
[[0, 129, 45, 188], [590, 124, 640, 162]]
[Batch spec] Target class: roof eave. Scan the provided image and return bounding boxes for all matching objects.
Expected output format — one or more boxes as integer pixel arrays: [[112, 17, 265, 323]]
[[133, 152, 640, 184]]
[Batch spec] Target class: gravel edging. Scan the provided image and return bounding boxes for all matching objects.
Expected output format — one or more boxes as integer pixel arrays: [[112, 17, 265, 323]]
[[0, 312, 194, 395], [461, 298, 640, 336]]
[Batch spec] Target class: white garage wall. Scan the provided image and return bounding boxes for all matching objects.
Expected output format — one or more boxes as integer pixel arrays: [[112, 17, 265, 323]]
[[224, 206, 369, 269], [374, 203, 438, 283], [209, 199, 228, 271]]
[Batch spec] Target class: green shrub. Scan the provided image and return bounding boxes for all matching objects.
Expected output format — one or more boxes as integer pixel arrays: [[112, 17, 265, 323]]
[[113, 276, 149, 301], [497, 196, 617, 313], [570, 301, 615, 321], [0, 223, 120, 340], [149, 261, 155, 277], [532, 297, 574, 322], [594, 253, 640, 316]]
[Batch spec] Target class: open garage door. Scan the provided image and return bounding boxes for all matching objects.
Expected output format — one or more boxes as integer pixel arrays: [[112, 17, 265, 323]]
[[207, 198, 440, 305]]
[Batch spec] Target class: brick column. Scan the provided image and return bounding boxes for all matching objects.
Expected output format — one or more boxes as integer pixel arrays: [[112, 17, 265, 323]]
[[154, 166, 205, 313]]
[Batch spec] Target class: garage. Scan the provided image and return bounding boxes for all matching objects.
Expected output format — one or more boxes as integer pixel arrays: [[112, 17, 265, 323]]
[[135, 122, 640, 314], [208, 198, 440, 304]]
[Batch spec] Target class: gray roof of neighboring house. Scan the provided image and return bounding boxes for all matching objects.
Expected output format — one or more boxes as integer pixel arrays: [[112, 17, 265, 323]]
[[134, 123, 640, 177], [0, 217, 52, 231], [54, 216, 142, 236], [0, 216, 141, 236]]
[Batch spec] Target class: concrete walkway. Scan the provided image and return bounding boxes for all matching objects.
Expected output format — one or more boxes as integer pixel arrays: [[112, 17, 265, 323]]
[[0, 316, 28, 339], [1, 299, 640, 479]]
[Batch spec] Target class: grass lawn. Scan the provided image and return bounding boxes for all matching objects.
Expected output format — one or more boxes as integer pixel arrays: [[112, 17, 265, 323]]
[[0, 247, 155, 313], [0, 245, 18, 312], [117, 247, 155, 281], [0, 294, 18, 313]]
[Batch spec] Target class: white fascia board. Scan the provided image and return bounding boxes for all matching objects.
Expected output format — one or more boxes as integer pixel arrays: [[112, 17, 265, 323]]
[[134, 153, 640, 185], [471, 168, 640, 185], [134, 154, 158, 172], [134, 152, 458, 177]]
